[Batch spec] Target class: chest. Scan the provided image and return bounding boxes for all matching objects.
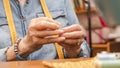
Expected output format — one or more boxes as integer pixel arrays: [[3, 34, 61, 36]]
[[0, 0, 68, 48]]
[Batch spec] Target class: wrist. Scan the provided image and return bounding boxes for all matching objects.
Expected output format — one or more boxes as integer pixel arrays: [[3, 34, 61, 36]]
[[6, 38, 31, 61], [64, 44, 80, 52], [18, 38, 32, 57], [19, 36, 43, 53], [64, 46, 81, 58], [14, 39, 27, 60]]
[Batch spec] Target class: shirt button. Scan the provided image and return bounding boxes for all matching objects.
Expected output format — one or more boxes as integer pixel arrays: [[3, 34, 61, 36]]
[[22, 17, 26, 22]]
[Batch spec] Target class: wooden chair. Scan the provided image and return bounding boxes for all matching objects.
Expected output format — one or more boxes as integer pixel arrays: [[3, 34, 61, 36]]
[[92, 42, 110, 56]]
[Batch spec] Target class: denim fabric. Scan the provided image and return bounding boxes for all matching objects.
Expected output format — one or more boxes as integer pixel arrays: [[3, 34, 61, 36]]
[[0, 0, 90, 61]]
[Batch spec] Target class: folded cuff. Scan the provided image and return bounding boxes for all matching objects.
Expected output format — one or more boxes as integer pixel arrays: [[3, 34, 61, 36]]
[[0, 47, 9, 62]]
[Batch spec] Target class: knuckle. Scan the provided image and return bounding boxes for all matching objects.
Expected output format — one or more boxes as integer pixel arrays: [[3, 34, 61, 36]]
[[46, 39, 53, 43], [71, 24, 81, 31], [75, 24, 80, 27], [73, 24, 80, 27], [28, 25, 34, 30], [28, 22, 36, 29], [65, 40, 71, 44], [27, 30, 36, 37], [78, 31, 85, 38], [40, 21, 46, 27], [29, 31, 35, 37], [79, 39, 84, 44], [30, 18, 36, 24], [81, 31, 85, 38], [32, 37, 39, 44]]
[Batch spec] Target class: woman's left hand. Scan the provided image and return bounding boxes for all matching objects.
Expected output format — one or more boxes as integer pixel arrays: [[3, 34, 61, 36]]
[[58, 24, 85, 58]]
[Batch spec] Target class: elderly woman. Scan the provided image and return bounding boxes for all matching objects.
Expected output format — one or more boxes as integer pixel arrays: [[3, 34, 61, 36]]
[[0, 0, 90, 61]]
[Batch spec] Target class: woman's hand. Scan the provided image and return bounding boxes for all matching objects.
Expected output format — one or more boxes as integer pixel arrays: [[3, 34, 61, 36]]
[[58, 24, 85, 58], [19, 17, 65, 54], [7, 17, 65, 61]]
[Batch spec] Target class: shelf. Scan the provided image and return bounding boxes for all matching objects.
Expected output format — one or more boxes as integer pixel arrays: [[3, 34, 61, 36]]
[[75, 8, 96, 14]]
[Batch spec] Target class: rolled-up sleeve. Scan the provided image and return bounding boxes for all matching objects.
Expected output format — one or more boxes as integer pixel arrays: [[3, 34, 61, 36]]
[[79, 40, 91, 57], [0, 47, 9, 61]]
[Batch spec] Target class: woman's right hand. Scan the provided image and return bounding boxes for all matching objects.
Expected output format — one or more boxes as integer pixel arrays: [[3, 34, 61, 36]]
[[19, 17, 65, 54], [6, 17, 65, 61]]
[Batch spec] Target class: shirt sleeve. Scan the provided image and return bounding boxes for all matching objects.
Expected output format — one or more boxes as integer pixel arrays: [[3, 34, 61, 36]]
[[0, 47, 9, 61], [79, 40, 91, 58]]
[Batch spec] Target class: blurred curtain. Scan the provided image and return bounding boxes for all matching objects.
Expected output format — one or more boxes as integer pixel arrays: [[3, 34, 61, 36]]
[[95, 0, 120, 27]]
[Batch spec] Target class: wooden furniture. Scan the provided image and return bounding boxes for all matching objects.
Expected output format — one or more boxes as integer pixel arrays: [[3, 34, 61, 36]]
[[0, 58, 95, 68], [92, 41, 120, 56], [75, 8, 96, 14], [109, 41, 120, 52], [72, 0, 96, 14], [92, 42, 110, 56]]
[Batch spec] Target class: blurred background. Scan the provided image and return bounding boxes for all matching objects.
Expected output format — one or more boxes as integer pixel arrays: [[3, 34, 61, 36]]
[[95, 0, 120, 27], [71, 0, 120, 56]]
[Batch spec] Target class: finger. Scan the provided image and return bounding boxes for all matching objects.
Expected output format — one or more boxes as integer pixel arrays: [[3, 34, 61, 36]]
[[29, 20, 60, 30], [33, 37, 65, 45], [29, 30, 64, 38], [62, 24, 82, 32], [61, 39, 84, 45], [37, 17, 61, 26], [60, 31, 85, 39]]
